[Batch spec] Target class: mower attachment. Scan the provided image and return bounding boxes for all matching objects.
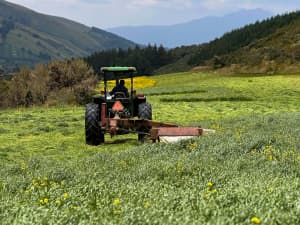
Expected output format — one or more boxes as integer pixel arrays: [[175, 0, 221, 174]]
[[149, 127, 203, 143]]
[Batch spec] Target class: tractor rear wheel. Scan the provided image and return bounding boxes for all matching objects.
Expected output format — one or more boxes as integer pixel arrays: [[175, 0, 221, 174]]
[[138, 102, 152, 143], [85, 103, 104, 145]]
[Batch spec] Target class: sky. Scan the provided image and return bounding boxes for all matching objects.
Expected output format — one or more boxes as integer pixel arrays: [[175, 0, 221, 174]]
[[6, 0, 300, 28]]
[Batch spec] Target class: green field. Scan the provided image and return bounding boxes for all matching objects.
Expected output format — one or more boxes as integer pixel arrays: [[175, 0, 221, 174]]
[[1, 73, 300, 224]]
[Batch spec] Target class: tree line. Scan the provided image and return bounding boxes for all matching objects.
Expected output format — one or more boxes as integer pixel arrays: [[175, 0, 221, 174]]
[[85, 45, 177, 75]]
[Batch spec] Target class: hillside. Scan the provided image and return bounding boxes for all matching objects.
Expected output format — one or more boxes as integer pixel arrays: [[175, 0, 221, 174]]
[[84, 11, 300, 75], [168, 11, 300, 74], [107, 9, 272, 48], [215, 18, 300, 74], [0, 0, 136, 73]]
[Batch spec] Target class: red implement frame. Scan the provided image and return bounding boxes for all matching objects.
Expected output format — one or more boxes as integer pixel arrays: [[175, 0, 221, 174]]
[[100, 103, 203, 142]]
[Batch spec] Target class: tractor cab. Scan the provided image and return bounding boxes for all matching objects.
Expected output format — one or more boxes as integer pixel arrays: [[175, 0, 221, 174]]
[[93, 67, 148, 119], [101, 66, 135, 100], [86, 66, 152, 145]]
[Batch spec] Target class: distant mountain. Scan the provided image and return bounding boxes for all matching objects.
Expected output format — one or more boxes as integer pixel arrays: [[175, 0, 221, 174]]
[[0, 0, 136, 72], [107, 9, 273, 48]]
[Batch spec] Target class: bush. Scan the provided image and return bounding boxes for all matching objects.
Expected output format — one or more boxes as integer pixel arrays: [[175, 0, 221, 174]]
[[73, 77, 98, 105], [8, 66, 48, 107], [6, 59, 97, 107], [0, 79, 9, 108], [48, 59, 95, 91]]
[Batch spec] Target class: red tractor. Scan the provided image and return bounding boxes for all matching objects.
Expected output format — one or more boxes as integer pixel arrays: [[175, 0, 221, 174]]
[[85, 67, 152, 145], [85, 66, 203, 145]]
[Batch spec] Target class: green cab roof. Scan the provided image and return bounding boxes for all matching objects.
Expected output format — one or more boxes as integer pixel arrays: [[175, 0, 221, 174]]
[[101, 66, 136, 73]]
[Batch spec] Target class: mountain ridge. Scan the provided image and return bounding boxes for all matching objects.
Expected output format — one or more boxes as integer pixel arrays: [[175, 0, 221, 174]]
[[0, 0, 136, 72], [167, 11, 300, 74], [107, 9, 273, 48]]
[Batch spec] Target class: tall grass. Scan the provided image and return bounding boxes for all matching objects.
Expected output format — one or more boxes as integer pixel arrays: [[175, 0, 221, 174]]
[[0, 72, 299, 224]]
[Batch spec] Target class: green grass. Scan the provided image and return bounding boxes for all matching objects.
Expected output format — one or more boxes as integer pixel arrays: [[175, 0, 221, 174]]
[[144, 73, 300, 124], [0, 72, 300, 224]]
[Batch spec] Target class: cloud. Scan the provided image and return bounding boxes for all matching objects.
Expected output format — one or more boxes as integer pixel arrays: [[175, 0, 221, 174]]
[[128, 0, 193, 8], [198, 0, 299, 13]]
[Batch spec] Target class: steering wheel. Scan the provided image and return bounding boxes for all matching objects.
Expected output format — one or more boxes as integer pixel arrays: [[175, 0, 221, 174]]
[[114, 92, 126, 99]]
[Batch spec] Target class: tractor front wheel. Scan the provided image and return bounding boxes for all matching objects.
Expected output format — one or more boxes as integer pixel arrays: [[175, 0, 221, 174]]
[[85, 103, 104, 145], [138, 102, 152, 143]]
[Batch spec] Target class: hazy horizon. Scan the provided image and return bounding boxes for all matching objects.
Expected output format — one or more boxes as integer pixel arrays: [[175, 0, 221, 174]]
[[5, 0, 299, 29]]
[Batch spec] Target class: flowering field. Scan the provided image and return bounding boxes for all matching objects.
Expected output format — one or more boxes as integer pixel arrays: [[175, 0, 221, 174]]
[[95, 76, 157, 92], [0, 73, 300, 224]]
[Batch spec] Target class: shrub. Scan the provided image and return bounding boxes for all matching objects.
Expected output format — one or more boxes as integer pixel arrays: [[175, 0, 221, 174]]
[[47, 59, 97, 105], [8, 66, 49, 107], [8, 67, 34, 107], [73, 77, 98, 105], [48, 59, 95, 91], [0, 79, 9, 108], [6, 59, 97, 107]]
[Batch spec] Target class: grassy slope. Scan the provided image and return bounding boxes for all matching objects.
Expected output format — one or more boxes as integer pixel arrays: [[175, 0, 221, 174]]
[[0, 1, 136, 68], [157, 12, 300, 74], [221, 19, 300, 73], [0, 73, 300, 224]]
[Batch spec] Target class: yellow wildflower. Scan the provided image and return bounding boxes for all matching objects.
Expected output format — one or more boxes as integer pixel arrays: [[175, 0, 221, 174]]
[[63, 193, 69, 199], [144, 201, 150, 208], [207, 182, 214, 189], [251, 217, 261, 224], [268, 155, 276, 161], [212, 189, 218, 194], [297, 156, 300, 161], [39, 198, 49, 205], [55, 199, 62, 205], [113, 198, 120, 207]]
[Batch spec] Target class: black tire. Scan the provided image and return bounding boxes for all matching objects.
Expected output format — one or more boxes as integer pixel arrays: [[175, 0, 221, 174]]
[[138, 102, 152, 143], [85, 103, 104, 145]]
